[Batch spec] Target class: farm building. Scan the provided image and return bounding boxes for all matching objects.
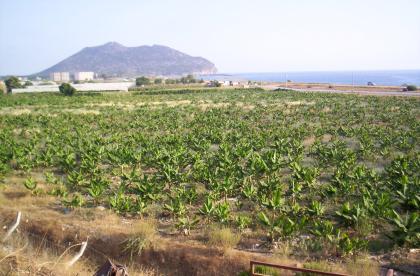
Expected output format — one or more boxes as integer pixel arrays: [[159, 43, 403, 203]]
[[74, 72, 94, 81], [50, 72, 70, 82]]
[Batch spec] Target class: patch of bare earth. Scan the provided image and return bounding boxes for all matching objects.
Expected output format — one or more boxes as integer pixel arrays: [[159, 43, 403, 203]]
[[0, 188, 277, 276]]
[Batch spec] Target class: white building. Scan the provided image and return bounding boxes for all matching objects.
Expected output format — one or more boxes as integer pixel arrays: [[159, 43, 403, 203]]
[[12, 82, 134, 93], [50, 72, 70, 82], [74, 72, 94, 81]]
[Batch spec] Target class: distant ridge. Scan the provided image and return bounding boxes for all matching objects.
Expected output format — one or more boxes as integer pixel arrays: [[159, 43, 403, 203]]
[[35, 42, 217, 77]]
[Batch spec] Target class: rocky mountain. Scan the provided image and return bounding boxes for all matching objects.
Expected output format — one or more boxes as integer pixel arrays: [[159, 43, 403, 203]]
[[35, 42, 217, 77]]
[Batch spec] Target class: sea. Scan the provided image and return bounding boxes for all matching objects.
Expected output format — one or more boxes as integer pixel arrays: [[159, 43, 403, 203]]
[[200, 70, 420, 86]]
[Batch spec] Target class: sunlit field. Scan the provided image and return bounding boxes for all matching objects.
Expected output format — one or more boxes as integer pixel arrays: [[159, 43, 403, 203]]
[[0, 88, 419, 274]]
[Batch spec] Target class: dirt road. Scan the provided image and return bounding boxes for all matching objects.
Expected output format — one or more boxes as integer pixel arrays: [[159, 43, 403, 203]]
[[264, 85, 420, 97]]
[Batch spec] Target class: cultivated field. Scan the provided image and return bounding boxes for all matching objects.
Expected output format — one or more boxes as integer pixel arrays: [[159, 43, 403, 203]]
[[0, 88, 419, 275]]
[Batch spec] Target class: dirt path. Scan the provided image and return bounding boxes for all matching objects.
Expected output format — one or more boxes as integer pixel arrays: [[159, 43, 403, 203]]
[[263, 85, 420, 97]]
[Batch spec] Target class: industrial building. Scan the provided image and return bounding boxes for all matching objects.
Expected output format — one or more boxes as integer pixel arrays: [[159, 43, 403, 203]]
[[49, 72, 70, 82], [74, 72, 94, 81]]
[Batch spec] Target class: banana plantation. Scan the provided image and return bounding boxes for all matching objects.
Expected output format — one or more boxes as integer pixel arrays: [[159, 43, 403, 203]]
[[0, 88, 419, 258]]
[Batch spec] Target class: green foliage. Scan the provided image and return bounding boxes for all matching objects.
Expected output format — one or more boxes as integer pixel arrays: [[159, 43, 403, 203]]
[[235, 215, 251, 231], [180, 74, 196, 84], [1, 88, 419, 259], [5, 76, 22, 93], [23, 177, 37, 191], [24, 81, 33, 87], [406, 85, 417, 91], [154, 78, 163, 84], [338, 234, 368, 256], [387, 211, 420, 247], [258, 211, 298, 242], [209, 80, 222, 87], [335, 202, 367, 228], [59, 83, 76, 96], [199, 196, 215, 221], [136, 76, 151, 86], [176, 216, 200, 235], [307, 200, 325, 217], [165, 79, 176, 84], [63, 193, 84, 208]]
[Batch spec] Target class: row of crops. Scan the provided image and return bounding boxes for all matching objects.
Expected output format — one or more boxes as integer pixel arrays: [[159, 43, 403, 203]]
[[0, 89, 419, 258]]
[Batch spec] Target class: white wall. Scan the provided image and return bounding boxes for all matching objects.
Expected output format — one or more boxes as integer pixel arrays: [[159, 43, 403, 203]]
[[12, 82, 135, 93]]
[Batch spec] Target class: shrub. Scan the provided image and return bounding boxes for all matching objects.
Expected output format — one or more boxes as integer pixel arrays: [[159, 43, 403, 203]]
[[5, 76, 22, 93], [406, 85, 417, 91], [59, 83, 76, 96], [136, 76, 150, 86], [154, 78, 162, 84], [207, 227, 240, 250]]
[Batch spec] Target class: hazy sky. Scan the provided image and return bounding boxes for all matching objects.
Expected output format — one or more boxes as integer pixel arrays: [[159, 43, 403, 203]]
[[1, 0, 419, 75]]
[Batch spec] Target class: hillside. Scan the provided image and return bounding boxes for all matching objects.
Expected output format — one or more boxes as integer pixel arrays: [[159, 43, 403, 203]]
[[35, 42, 217, 77]]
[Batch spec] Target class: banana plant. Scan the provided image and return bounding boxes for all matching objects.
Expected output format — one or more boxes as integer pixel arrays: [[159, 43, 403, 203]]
[[387, 210, 420, 247], [63, 193, 84, 209], [258, 212, 297, 242], [60, 151, 77, 172], [242, 182, 257, 200], [216, 178, 234, 202], [395, 176, 420, 210], [290, 162, 319, 187], [133, 175, 163, 203], [258, 176, 282, 197], [307, 200, 325, 217], [66, 170, 86, 189], [109, 192, 133, 214], [23, 177, 37, 191], [176, 216, 200, 236], [257, 212, 280, 242], [235, 215, 251, 232], [164, 197, 186, 218], [214, 201, 230, 224], [289, 179, 303, 204], [48, 185, 68, 198], [174, 184, 198, 205], [44, 172, 59, 185], [199, 196, 215, 222], [335, 202, 367, 228], [133, 197, 147, 216], [260, 189, 284, 212], [310, 220, 340, 243], [338, 233, 368, 256], [87, 178, 106, 205], [249, 152, 269, 174], [363, 191, 395, 219]]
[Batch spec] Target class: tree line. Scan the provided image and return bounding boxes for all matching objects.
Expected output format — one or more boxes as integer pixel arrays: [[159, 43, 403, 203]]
[[135, 74, 204, 86]]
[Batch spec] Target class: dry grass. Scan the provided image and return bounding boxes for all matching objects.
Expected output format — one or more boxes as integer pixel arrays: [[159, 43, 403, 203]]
[[303, 261, 346, 275], [207, 227, 240, 250], [0, 230, 159, 276], [273, 241, 293, 258], [344, 257, 380, 276], [123, 219, 158, 259], [0, 185, 383, 276], [0, 233, 96, 275]]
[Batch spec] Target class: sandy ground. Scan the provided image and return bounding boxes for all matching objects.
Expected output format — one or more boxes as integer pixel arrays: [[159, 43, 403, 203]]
[[262, 82, 420, 96]]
